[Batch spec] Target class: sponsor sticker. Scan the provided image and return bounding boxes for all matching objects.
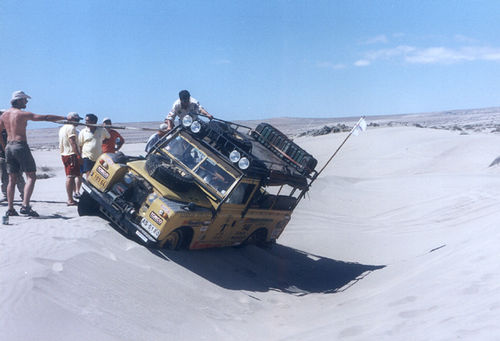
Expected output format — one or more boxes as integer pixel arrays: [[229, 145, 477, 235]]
[[96, 166, 109, 179], [149, 211, 163, 225]]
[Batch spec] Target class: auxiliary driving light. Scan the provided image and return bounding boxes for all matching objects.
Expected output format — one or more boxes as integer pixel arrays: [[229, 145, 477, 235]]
[[229, 150, 241, 163], [238, 157, 250, 170], [190, 120, 202, 133], [182, 115, 193, 127]]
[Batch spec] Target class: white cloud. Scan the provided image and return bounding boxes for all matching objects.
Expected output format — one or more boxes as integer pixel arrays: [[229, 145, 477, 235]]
[[405, 46, 500, 64], [354, 60, 370, 67], [362, 34, 389, 45], [358, 44, 500, 65]]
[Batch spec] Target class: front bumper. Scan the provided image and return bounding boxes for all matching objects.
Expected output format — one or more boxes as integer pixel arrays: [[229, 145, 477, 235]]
[[81, 180, 158, 246]]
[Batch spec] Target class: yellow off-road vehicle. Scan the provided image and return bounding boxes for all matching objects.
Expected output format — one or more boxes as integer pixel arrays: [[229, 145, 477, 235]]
[[78, 117, 318, 250]]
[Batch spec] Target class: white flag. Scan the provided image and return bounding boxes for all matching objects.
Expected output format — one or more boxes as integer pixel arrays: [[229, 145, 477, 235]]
[[352, 117, 367, 136]]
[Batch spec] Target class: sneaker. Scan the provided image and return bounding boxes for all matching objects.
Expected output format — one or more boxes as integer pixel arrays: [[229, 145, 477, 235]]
[[5, 208, 19, 216], [20, 205, 39, 217]]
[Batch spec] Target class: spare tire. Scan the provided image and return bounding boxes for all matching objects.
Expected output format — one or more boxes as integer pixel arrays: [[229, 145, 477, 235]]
[[145, 154, 194, 192]]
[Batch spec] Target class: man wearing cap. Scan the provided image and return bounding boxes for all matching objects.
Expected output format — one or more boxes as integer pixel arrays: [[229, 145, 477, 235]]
[[0, 91, 66, 217], [102, 118, 124, 153], [0, 110, 25, 202], [165, 90, 213, 130], [78, 113, 110, 178], [145, 123, 168, 153], [59, 112, 83, 206]]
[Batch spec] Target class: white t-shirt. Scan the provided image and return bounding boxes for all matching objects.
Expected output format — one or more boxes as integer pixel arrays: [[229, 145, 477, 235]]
[[165, 97, 205, 124], [78, 127, 110, 161], [59, 124, 79, 156]]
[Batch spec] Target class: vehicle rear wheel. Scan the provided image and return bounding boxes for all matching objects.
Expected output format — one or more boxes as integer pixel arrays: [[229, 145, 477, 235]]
[[163, 230, 184, 250], [242, 228, 268, 247], [145, 154, 194, 192], [77, 192, 100, 216]]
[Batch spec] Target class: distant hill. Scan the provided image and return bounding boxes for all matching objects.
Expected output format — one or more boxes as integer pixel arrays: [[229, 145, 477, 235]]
[[27, 106, 500, 148]]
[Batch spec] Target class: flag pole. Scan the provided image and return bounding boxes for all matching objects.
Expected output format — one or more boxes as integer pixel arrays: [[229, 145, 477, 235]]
[[295, 116, 366, 204], [312, 116, 366, 182]]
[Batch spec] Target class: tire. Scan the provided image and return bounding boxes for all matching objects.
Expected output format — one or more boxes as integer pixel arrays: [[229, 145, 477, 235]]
[[77, 191, 100, 216], [253, 122, 317, 174], [163, 230, 183, 250], [242, 228, 268, 247], [145, 154, 194, 192]]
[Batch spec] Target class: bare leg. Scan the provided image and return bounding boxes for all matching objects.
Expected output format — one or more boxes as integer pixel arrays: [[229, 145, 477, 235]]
[[16, 172, 26, 199], [7, 173, 17, 211], [74, 175, 82, 194], [22, 171, 37, 208], [66, 175, 75, 203]]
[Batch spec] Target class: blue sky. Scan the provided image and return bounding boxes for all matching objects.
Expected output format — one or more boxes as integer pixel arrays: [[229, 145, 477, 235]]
[[1, 0, 500, 127]]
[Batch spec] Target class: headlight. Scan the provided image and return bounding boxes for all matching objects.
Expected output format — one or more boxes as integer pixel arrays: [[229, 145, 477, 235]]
[[229, 150, 241, 163], [182, 115, 193, 127], [191, 120, 201, 133], [238, 157, 250, 170]]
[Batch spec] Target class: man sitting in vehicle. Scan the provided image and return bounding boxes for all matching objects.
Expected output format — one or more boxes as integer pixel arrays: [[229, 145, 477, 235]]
[[165, 90, 213, 130]]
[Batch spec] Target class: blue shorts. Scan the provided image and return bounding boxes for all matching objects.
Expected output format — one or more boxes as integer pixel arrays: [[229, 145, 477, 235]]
[[81, 158, 95, 173]]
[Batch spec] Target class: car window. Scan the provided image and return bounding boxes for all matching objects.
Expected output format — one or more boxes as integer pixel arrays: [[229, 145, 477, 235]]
[[226, 183, 255, 205], [166, 135, 206, 169], [195, 158, 235, 195]]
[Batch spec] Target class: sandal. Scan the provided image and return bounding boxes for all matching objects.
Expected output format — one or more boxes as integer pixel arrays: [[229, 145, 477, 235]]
[[67, 201, 78, 206], [5, 208, 19, 216], [20, 205, 39, 217]]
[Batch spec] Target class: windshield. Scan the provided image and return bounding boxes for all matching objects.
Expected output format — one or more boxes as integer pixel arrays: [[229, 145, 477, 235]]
[[165, 135, 236, 196]]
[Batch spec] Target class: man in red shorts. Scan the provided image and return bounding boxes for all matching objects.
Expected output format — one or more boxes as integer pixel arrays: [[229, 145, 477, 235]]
[[59, 112, 83, 206]]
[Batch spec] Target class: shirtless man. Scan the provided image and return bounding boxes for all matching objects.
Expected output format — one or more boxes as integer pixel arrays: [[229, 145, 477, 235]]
[[0, 91, 65, 217]]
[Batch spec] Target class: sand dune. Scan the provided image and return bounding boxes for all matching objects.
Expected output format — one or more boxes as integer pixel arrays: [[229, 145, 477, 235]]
[[2, 116, 500, 340]]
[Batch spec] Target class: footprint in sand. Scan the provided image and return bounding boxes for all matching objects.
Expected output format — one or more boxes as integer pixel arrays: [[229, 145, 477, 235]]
[[52, 262, 64, 272]]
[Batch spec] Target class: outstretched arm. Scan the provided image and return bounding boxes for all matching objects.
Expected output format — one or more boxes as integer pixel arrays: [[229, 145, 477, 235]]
[[26, 112, 66, 122]]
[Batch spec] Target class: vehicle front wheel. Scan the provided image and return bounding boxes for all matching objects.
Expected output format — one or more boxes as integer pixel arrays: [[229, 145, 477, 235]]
[[163, 230, 183, 250], [77, 192, 100, 216]]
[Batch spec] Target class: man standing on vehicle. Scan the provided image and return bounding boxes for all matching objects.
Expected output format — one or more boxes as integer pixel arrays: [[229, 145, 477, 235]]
[[101, 117, 125, 153], [78, 113, 110, 178], [59, 112, 83, 206], [145, 123, 168, 153], [165, 90, 213, 130], [0, 91, 66, 217]]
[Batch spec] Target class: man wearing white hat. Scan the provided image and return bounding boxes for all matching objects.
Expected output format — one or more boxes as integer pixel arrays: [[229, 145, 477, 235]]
[[0, 91, 66, 217], [59, 112, 83, 206], [0, 109, 25, 202]]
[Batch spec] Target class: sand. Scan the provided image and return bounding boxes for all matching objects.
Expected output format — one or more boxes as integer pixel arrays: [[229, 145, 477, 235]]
[[2, 114, 500, 340]]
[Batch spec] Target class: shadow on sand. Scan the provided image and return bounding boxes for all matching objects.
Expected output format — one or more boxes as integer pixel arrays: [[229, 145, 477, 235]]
[[150, 244, 385, 295]]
